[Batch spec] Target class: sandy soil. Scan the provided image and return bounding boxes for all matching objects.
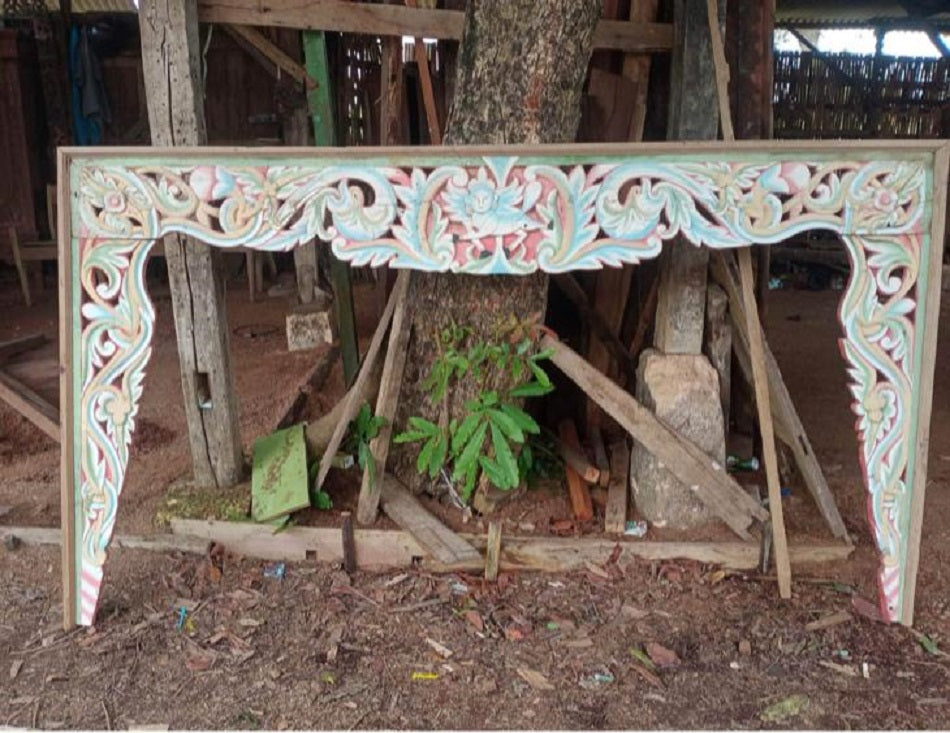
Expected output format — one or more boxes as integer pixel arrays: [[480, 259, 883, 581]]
[[0, 265, 949, 729]]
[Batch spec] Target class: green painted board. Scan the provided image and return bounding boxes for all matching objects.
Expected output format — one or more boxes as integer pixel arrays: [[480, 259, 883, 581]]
[[251, 424, 310, 523]]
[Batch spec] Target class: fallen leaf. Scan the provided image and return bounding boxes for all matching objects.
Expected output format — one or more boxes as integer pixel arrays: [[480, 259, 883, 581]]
[[805, 610, 852, 632], [550, 519, 574, 535], [645, 642, 680, 669], [629, 662, 663, 687], [504, 626, 525, 642], [911, 630, 942, 657], [237, 617, 263, 628], [44, 674, 68, 683], [738, 639, 752, 656], [708, 569, 727, 585], [629, 646, 657, 670], [9, 659, 23, 679], [760, 694, 810, 723], [851, 595, 884, 623], [516, 667, 554, 691], [463, 610, 484, 632], [621, 604, 649, 620], [584, 561, 610, 580], [185, 649, 215, 672], [425, 638, 453, 659], [818, 660, 859, 677]]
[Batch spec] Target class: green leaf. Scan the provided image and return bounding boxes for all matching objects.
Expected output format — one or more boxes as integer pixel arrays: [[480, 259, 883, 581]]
[[314, 490, 333, 511], [429, 433, 448, 478], [417, 437, 436, 475], [500, 403, 540, 434], [510, 380, 554, 398], [452, 413, 482, 455], [490, 423, 519, 489], [532, 347, 555, 362], [394, 430, 429, 444], [516, 338, 532, 356], [478, 455, 507, 489], [481, 390, 499, 406], [488, 408, 524, 443], [917, 633, 940, 656], [453, 421, 488, 479], [462, 463, 478, 502], [529, 360, 551, 387]]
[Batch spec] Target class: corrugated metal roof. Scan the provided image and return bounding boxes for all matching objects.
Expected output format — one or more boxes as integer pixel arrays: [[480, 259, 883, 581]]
[[777, 0, 950, 27]]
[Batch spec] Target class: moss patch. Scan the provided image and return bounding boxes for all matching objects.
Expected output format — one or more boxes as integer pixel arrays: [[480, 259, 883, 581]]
[[154, 479, 252, 528]]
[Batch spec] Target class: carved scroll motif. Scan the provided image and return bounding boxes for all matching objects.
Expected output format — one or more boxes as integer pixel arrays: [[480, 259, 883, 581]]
[[72, 152, 932, 624]]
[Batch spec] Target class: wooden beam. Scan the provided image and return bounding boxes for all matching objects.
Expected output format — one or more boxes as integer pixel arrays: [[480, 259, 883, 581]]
[[357, 277, 412, 525], [196, 0, 675, 52], [169, 517, 854, 572], [0, 369, 59, 441], [485, 521, 501, 581], [313, 271, 409, 493], [379, 475, 482, 566], [302, 30, 360, 386], [222, 24, 315, 88], [139, 0, 244, 488], [542, 335, 768, 540], [0, 334, 47, 364]]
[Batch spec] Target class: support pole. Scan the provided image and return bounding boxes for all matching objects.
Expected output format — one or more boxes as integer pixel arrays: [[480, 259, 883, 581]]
[[139, 0, 244, 488], [302, 30, 360, 386]]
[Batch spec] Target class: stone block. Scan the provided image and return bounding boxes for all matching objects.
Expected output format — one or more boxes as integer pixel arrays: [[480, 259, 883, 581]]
[[286, 309, 333, 352], [631, 349, 725, 529]]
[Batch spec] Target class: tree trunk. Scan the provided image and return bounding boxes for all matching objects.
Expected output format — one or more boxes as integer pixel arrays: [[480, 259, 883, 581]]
[[393, 0, 601, 493]]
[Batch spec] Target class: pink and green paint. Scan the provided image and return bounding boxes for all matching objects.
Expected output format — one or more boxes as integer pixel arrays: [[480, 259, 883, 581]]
[[61, 142, 948, 626]]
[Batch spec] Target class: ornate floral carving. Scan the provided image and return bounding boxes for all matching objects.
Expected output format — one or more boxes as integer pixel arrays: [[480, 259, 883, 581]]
[[68, 149, 937, 625]]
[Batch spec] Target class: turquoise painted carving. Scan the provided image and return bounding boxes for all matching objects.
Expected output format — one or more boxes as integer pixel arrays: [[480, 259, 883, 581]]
[[62, 143, 947, 627]]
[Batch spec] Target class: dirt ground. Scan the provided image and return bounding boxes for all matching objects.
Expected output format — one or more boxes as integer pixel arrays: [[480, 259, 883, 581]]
[[1, 264, 949, 729]]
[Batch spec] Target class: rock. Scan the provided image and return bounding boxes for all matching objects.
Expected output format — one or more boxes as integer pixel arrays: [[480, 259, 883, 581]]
[[739, 639, 752, 656], [286, 309, 333, 352], [631, 349, 725, 529]]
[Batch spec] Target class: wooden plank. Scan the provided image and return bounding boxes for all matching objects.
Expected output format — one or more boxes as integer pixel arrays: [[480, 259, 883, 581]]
[[169, 518, 854, 573], [604, 440, 629, 534], [379, 475, 481, 566], [542, 335, 768, 540], [223, 24, 315, 88], [737, 247, 791, 597], [902, 141, 950, 624], [559, 420, 595, 521], [712, 253, 848, 541], [405, 0, 441, 145], [2, 526, 208, 555], [357, 264, 412, 525], [0, 369, 59, 441], [484, 521, 501, 581], [704, 283, 731, 427], [0, 334, 47, 364], [557, 429, 601, 485], [251, 424, 310, 523], [196, 0, 675, 52], [57, 149, 77, 630], [552, 274, 638, 385], [313, 271, 409, 493], [341, 511, 357, 574], [139, 0, 244, 488]]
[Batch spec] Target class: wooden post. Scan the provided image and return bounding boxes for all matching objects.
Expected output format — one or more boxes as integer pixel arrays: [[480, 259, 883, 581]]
[[284, 108, 319, 306], [302, 30, 360, 386], [704, 283, 731, 426], [485, 521, 501, 581], [706, 0, 791, 598], [138, 0, 243, 488], [652, 0, 722, 355]]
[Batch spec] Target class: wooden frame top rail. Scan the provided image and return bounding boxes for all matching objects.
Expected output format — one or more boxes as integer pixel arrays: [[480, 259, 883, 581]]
[[58, 140, 949, 628]]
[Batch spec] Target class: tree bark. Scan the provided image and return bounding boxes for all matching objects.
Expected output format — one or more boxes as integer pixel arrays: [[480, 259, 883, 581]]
[[393, 0, 601, 493]]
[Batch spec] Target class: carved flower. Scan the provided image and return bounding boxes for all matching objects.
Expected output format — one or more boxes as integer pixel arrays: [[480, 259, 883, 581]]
[[873, 187, 899, 213], [443, 167, 542, 238], [759, 162, 811, 196], [861, 388, 896, 428], [190, 165, 237, 201], [102, 190, 126, 214]]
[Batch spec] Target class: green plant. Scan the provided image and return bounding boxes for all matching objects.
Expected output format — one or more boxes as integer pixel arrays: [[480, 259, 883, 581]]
[[307, 460, 333, 510], [343, 402, 388, 489], [394, 322, 555, 503]]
